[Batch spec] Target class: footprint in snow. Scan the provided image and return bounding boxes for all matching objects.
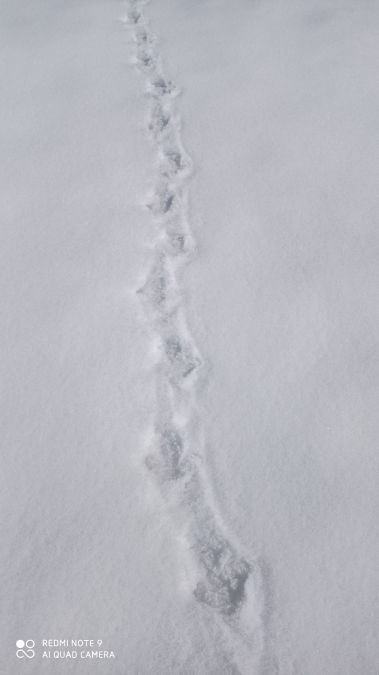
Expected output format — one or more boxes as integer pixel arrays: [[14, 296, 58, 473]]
[[194, 530, 251, 617], [164, 335, 201, 379], [149, 102, 170, 135], [150, 76, 177, 97], [137, 50, 154, 68], [146, 184, 175, 216], [127, 8, 141, 24], [137, 261, 168, 308], [145, 427, 191, 481], [166, 231, 186, 255]]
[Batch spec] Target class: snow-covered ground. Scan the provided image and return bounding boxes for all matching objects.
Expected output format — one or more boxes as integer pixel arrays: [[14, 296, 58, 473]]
[[1, 0, 378, 673]]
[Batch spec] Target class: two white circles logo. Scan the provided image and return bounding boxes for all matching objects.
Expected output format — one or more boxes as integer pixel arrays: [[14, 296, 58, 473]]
[[16, 640, 35, 659]]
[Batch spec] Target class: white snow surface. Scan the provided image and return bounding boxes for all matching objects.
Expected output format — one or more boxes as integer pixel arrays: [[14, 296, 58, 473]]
[[1, 0, 378, 673]]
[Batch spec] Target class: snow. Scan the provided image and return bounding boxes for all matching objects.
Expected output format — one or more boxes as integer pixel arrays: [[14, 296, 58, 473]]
[[1, 0, 378, 673]]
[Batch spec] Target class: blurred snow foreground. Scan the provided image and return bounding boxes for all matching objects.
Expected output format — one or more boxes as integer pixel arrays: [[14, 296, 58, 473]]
[[1, 0, 378, 673]]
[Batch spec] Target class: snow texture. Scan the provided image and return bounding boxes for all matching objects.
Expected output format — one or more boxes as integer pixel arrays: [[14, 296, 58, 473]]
[[1, 0, 378, 673]]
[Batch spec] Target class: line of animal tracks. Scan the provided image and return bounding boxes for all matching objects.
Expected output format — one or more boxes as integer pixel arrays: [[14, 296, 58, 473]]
[[123, 1, 265, 670]]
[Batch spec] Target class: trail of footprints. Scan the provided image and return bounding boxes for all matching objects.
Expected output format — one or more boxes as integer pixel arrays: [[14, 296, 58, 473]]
[[126, 0, 255, 627]]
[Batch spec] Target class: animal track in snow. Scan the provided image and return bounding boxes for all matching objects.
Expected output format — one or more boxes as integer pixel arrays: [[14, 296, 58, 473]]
[[165, 148, 184, 171], [135, 26, 150, 46], [159, 144, 191, 180], [166, 231, 186, 255], [150, 75, 177, 98], [127, 7, 141, 24], [145, 426, 191, 482], [162, 212, 195, 257], [164, 334, 201, 380], [126, 0, 263, 660], [148, 101, 170, 135], [194, 532, 251, 616], [146, 183, 175, 215], [136, 47, 155, 68], [137, 255, 170, 310]]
